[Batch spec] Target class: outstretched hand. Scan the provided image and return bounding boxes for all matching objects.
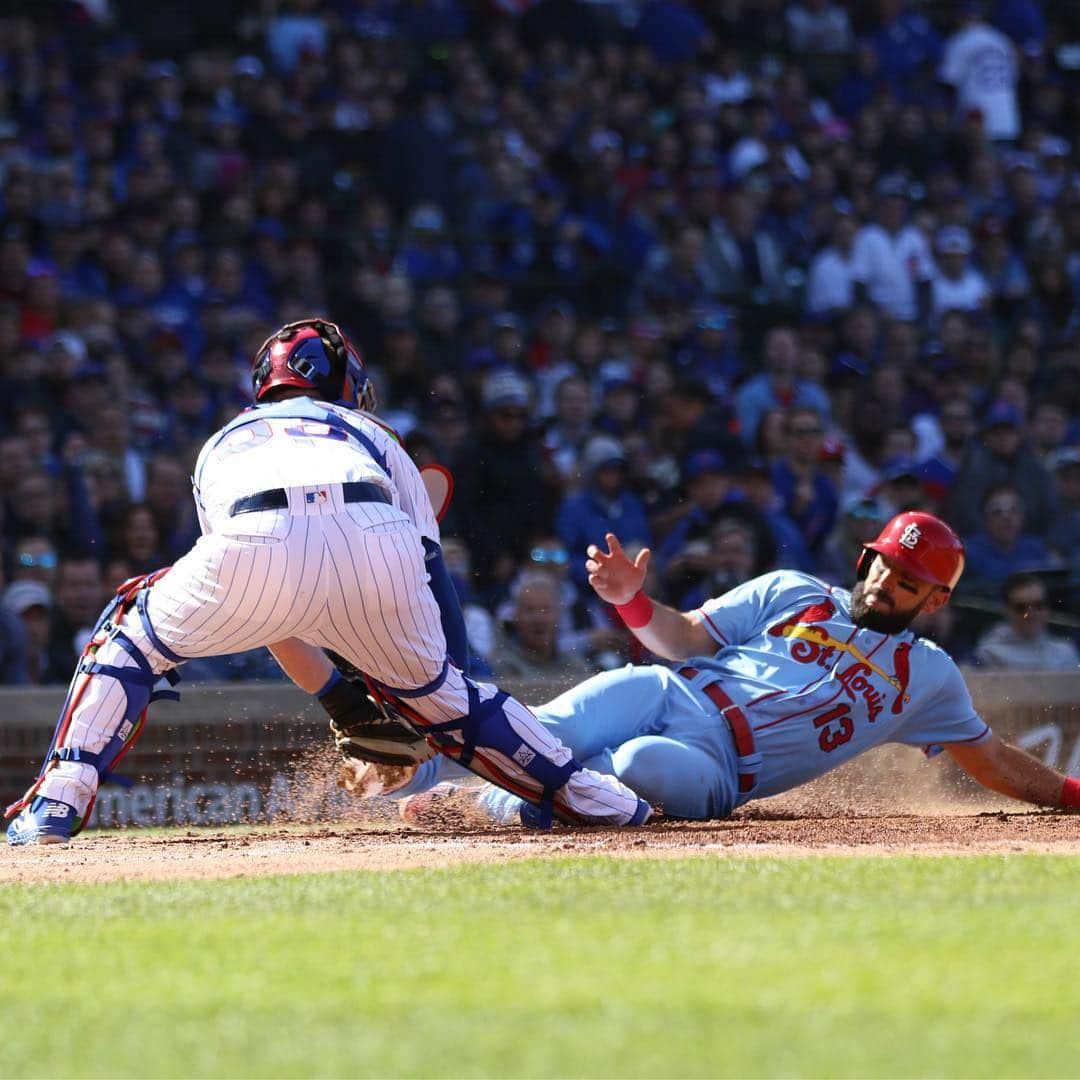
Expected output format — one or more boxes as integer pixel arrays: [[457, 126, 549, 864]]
[[586, 532, 651, 605]]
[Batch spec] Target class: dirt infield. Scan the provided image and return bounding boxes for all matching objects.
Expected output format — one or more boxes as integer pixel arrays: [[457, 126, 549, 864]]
[[4, 807, 1079, 885]]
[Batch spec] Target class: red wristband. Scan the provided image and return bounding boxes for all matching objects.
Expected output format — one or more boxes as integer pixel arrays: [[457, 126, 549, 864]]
[[616, 591, 653, 629], [1062, 776, 1080, 808]]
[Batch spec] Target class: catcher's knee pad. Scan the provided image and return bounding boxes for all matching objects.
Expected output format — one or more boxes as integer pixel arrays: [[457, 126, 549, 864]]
[[4, 572, 180, 834], [380, 676, 583, 827]]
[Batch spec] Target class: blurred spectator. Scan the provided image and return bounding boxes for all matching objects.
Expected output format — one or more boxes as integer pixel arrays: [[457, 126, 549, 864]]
[[930, 229, 991, 323], [556, 435, 651, 589], [706, 190, 792, 307], [501, 535, 628, 671], [875, 456, 930, 516], [818, 495, 888, 586], [542, 374, 596, 490], [787, 0, 854, 53], [9, 536, 59, 589], [770, 407, 839, 559], [963, 484, 1056, 591], [457, 368, 560, 601], [44, 555, 106, 684], [1045, 447, 1080, 585], [735, 327, 830, 447], [0, 565, 31, 685], [851, 175, 934, 321], [489, 570, 594, 681], [0, 0, 1077, 683], [974, 571, 1078, 669], [939, 2, 1020, 142], [805, 203, 859, 317], [947, 401, 1057, 536], [3, 579, 51, 684]]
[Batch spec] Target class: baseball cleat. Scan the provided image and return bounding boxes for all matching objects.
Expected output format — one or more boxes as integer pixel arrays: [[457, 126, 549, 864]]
[[6, 796, 78, 846], [399, 783, 500, 828]]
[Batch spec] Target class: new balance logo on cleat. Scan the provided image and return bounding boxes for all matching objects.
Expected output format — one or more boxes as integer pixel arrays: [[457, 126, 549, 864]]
[[6, 796, 78, 846]]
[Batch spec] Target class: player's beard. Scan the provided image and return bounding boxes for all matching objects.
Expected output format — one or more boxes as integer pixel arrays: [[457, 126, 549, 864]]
[[849, 580, 919, 634]]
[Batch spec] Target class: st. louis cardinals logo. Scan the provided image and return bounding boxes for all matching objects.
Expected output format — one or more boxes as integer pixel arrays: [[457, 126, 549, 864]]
[[768, 600, 913, 719], [898, 523, 921, 550]]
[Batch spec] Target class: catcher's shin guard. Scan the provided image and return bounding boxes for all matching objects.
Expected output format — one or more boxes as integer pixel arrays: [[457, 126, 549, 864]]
[[4, 569, 180, 839], [375, 677, 651, 828]]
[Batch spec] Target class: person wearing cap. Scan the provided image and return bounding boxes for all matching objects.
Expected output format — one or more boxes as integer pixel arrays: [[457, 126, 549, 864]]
[[3, 579, 51, 684], [930, 226, 990, 323], [876, 455, 930, 517], [0, 563, 32, 685], [947, 400, 1058, 537], [391, 510, 1080, 823], [850, 174, 934, 321], [674, 306, 743, 394], [556, 435, 650, 590], [656, 449, 776, 602], [805, 202, 860, 317], [456, 369, 560, 601], [963, 484, 1057, 593], [974, 571, 1078, 671], [394, 204, 461, 289]]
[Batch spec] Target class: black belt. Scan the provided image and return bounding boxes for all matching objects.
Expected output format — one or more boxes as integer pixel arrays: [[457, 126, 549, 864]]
[[679, 666, 759, 794], [230, 481, 392, 516]]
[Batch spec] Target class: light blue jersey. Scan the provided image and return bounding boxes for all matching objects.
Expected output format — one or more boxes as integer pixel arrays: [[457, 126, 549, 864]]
[[690, 570, 989, 801], [403, 571, 991, 821]]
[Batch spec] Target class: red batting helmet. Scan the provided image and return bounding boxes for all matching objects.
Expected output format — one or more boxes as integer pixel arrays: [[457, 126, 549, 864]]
[[251, 318, 375, 411], [855, 511, 965, 591]]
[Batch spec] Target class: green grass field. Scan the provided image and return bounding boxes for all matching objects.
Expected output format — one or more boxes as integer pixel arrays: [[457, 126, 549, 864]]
[[2, 855, 1078, 1078]]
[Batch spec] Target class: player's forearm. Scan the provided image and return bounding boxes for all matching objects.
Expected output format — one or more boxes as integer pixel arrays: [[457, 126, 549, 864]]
[[615, 595, 712, 661], [954, 739, 1077, 808]]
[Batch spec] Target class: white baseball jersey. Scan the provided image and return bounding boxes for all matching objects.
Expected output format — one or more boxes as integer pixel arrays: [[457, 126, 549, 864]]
[[38, 396, 645, 827], [939, 23, 1019, 140]]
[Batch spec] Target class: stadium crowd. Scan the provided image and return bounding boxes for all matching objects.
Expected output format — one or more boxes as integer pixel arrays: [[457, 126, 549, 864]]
[[0, 0, 1077, 685]]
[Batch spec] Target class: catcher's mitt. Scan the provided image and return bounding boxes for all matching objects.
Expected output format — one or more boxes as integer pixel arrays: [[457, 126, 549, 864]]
[[320, 656, 436, 768]]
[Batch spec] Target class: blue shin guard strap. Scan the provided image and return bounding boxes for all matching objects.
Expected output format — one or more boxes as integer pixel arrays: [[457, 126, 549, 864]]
[[51, 746, 135, 789], [414, 682, 579, 819], [137, 589, 188, 664]]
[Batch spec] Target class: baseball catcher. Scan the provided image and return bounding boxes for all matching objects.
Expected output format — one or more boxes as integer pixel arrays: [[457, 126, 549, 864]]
[[6, 317, 652, 844]]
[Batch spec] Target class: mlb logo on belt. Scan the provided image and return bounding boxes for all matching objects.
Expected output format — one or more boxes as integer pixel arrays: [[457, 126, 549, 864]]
[[306, 490, 329, 504]]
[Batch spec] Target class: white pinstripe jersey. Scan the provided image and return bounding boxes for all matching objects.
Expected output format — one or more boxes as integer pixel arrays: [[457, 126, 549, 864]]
[[191, 399, 439, 542]]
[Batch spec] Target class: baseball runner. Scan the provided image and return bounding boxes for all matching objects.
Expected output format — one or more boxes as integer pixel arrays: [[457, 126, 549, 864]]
[[367, 512, 1080, 824], [6, 317, 651, 844]]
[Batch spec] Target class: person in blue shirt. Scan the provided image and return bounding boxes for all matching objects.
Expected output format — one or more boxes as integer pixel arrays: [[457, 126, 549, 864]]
[[556, 434, 651, 590]]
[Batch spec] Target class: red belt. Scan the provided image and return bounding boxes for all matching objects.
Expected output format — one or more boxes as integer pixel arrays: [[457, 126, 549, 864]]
[[679, 666, 758, 794]]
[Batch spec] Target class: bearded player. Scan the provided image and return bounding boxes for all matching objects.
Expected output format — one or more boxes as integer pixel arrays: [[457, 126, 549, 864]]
[[7, 318, 651, 844], [378, 513, 1080, 823]]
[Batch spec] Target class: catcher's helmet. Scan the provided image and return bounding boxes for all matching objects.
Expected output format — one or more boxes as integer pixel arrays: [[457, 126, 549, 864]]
[[251, 318, 375, 411], [856, 511, 965, 591]]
